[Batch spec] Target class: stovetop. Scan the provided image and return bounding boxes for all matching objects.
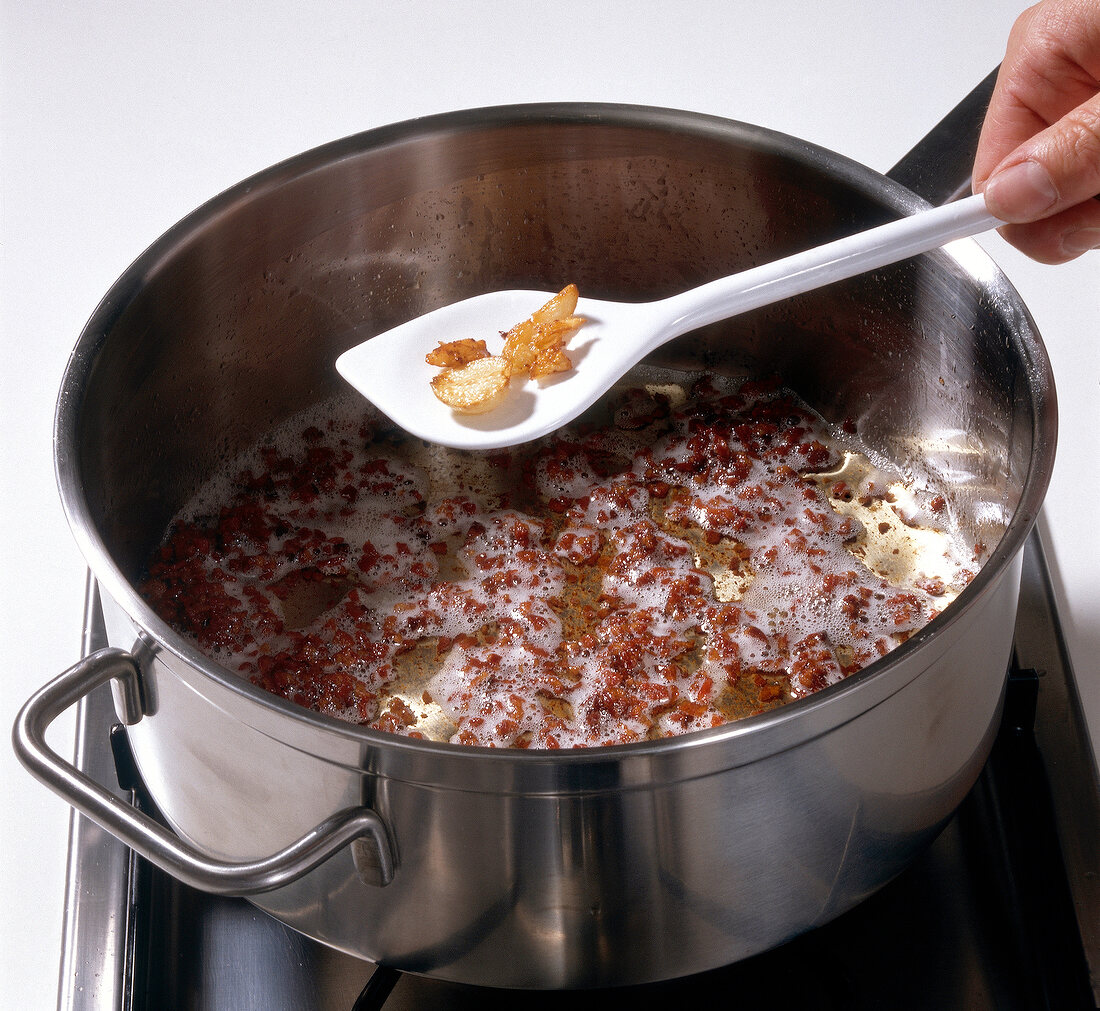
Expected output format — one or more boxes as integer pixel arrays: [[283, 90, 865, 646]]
[[57, 530, 1100, 1010]]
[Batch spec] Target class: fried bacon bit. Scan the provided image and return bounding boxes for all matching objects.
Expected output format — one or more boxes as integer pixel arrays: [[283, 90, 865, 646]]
[[916, 575, 946, 597], [425, 338, 490, 368], [428, 285, 585, 413]]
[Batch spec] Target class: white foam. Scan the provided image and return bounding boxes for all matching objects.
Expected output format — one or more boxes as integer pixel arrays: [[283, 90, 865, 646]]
[[149, 379, 974, 747]]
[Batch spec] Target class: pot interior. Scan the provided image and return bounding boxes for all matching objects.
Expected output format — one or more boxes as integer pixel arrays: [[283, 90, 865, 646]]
[[66, 106, 1053, 664]]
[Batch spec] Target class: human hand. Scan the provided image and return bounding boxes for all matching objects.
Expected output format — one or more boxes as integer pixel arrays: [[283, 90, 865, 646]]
[[973, 0, 1100, 263]]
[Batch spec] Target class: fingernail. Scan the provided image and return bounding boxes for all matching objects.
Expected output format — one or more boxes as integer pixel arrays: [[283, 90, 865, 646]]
[[983, 160, 1059, 221], [1062, 228, 1100, 255]]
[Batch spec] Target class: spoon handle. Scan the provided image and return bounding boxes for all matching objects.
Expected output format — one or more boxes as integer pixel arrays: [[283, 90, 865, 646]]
[[651, 193, 1000, 345]]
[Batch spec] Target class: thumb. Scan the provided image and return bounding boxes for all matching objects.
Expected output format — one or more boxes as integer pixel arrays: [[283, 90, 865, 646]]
[[981, 91, 1100, 223]]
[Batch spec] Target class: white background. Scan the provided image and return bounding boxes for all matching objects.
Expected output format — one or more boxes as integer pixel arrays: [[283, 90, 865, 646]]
[[2, 2, 1097, 1006]]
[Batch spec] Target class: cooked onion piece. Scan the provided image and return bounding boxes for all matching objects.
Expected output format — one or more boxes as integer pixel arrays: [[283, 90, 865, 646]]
[[428, 285, 585, 412], [425, 338, 490, 368], [531, 282, 579, 324], [430, 355, 512, 414], [530, 345, 573, 379], [503, 316, 584, 375]]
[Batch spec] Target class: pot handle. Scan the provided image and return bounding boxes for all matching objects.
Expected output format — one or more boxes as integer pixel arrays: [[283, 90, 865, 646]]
[[12, 647, 394, 894], [887, 66, 999, 205]]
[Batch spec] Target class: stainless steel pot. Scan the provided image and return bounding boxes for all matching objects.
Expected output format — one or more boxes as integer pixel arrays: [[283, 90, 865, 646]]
[[15, 82, 1056, 988]]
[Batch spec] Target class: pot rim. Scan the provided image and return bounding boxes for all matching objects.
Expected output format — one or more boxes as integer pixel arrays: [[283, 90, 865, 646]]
[[54, 101, 1058, 766]]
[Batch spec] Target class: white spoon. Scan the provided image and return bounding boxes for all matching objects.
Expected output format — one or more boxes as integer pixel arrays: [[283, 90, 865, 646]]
[[336, 193, 999, 450]]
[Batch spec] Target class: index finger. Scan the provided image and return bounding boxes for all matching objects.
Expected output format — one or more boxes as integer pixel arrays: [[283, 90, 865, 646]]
[[974, 0, 1100, 190]]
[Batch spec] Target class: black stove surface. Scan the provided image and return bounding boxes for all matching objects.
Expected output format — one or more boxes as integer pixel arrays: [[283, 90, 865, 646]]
[[57, 531, 1100, 1010]]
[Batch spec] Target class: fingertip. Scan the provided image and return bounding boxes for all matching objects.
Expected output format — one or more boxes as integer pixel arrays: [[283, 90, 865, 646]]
[[1062, 227, 1100, 256], [994, 200, 1100, 263], [983, 160, 1060, 223], [996, 223, 1073, 264]]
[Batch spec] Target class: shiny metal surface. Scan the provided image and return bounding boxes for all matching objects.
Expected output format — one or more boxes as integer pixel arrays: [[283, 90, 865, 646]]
[[57, 575, 134, 1011], [1015, 528, 1100, 1003], [14, 649, 395, 894], [38, 96, 1055, 987], [889, 67, 999, 204], [58, 535, 1100, 1009]]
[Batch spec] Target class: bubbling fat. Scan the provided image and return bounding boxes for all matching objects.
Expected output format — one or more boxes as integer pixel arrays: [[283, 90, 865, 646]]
[[140, 372, 980, 749]]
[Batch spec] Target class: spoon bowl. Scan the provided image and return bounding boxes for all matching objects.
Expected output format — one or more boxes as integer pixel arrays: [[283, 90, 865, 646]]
[[337, 193, 999, 449]]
